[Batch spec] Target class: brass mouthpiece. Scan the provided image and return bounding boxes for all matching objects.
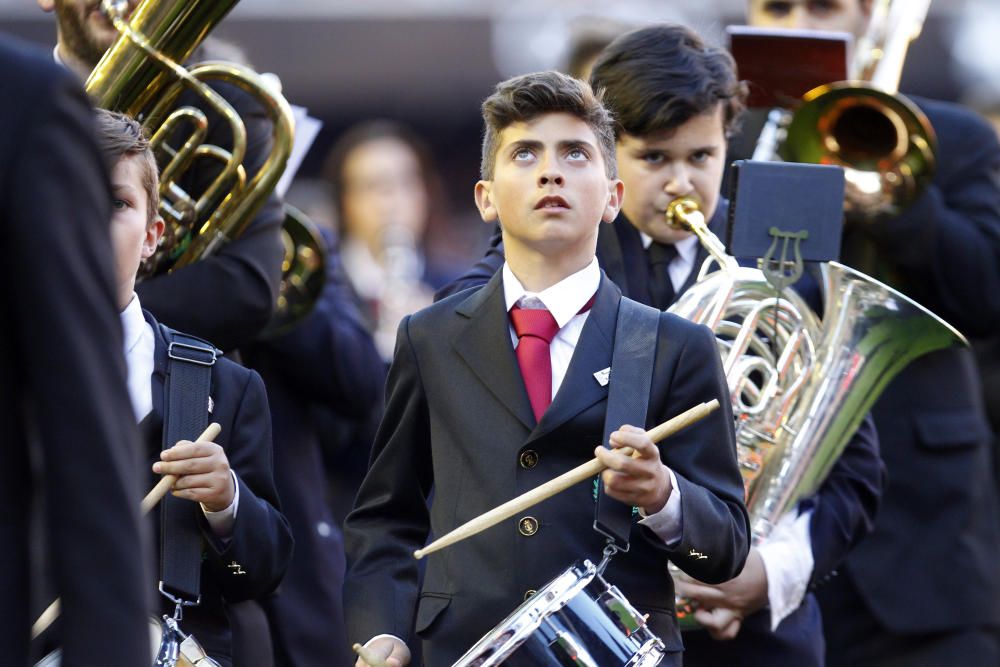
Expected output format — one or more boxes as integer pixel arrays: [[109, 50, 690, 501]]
[[665, 197, 704, 232]]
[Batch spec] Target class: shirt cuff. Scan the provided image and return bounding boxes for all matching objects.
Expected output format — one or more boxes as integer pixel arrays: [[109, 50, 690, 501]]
[[637, 468, 682, 546], [201, 470, 240, 540], [757, 508, 814, 630]]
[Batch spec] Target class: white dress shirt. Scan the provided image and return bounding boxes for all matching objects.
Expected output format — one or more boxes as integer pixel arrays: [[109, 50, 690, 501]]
[[757, 509, 814, 629], [501, 259, 683, 546], [120, 294, 238, 538]]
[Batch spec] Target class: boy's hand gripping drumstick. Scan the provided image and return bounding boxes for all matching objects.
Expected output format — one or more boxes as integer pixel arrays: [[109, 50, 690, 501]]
[[413, 400, 719, 560], [141, 422, 221, 514], [32, 422, 222, 640]]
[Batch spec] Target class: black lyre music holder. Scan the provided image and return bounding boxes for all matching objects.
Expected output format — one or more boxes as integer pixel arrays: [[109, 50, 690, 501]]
[[727, 160, 845, 283]]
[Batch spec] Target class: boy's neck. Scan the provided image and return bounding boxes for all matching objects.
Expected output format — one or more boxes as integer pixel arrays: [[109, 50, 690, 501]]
[[504, 240, 596, 293]]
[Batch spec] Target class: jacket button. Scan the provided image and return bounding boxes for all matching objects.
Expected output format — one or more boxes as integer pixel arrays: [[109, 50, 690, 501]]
[[519, 449, 539, 469], [524, 589, 537, 601], [518, 516, 539, 536]]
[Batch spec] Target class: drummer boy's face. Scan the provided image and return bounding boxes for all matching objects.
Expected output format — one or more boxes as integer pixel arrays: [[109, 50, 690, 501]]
[[475, 112, 623, 265], [109, 155, 163, 311]]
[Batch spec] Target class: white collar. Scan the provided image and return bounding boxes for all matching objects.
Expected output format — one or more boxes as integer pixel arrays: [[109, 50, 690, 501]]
[[639, 232, 700, 265], [119, 293, 146, 355], [501, 258, 600, 328]]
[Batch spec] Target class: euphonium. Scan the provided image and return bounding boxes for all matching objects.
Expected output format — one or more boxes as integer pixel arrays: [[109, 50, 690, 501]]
[[86, 0, 295, 277], [664, 197, 966, 626], [757, 0, 937, 221]]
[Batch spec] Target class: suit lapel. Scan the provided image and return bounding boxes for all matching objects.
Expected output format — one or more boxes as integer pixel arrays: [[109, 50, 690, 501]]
[[453, 272, 536, 430], [527, 276, 620, 444]]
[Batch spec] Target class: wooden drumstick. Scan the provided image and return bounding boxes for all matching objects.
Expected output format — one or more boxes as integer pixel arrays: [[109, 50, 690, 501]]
[[31, 422, 223, 641], [140, 422, 221, 515], [352, 642, 390, 667], [413, 399, 719, 560]]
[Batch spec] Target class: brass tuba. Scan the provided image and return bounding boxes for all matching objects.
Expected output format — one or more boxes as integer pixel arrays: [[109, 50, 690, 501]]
[[86, 0, 295, 277], [664, 198, 966, 626], [757, 0, 937, 221]]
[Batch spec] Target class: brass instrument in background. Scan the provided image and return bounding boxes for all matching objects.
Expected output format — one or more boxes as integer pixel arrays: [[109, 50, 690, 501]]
[[755, 0, 936, 221], [663, 198, 966, 627], [257, 205, 327, 339], [87, 0, 295, 277]]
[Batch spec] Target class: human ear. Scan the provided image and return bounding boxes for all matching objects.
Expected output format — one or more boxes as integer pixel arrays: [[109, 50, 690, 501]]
[[37, 0, 55, 12], [602, 179, 625, 223], [474, 180, 498, 223], [142, 217, 165, 259]]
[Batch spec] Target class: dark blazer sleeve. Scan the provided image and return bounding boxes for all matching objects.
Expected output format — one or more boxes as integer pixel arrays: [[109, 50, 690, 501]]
[[652, 320, 751, 583], [5, 47, 151, 665], [806, 413, 883, 586], [137, 82, 284, 351], [343, 315, 434, 644], [433, 224, 504, 301], [860, 99, 1000, 336], [201, 367, 293, 601]]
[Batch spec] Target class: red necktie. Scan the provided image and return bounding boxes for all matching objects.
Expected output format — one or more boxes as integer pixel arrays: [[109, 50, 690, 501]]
[[509, 304, 560, 422]]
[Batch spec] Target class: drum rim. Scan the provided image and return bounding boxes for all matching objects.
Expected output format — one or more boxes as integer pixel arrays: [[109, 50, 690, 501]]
[[452, 559, 598, 667]]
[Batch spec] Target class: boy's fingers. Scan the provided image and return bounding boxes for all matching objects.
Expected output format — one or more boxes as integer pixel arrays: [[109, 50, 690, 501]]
[[154, 457, 223, 476], [171, 472, 224, 491], [161, 441, 219, 460]]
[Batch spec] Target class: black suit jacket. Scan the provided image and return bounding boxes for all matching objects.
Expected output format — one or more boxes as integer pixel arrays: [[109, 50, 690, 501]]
[[143, 311, 294, 665], [824, 96, 1000, 633], [244, 235, 385, 667], [438, 208, 882, 584], [437, 208, 883, 665], [134, 47, 284, 352], [0, 37, 152, 667], [345, 273, 750, 666]]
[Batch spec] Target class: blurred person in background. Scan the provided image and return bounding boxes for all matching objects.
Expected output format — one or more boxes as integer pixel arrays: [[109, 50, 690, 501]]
[[244, 216, 384, 667], [743, 1, 1000, 665], [323, 120, 454, 359]]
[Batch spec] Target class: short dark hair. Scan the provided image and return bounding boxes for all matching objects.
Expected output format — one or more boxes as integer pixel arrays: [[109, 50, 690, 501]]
[[590, 24, 748, 139], [93, 109, 160, 224], [480, 71, 617, 180]]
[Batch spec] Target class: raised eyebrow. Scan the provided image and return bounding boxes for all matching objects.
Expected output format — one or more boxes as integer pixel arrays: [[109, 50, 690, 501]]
[[559, 139, 596, 153], [506, 139, 543, 154]]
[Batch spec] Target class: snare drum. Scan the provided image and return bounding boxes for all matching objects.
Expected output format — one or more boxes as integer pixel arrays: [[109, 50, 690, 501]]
[[453, 560, 665, 667]]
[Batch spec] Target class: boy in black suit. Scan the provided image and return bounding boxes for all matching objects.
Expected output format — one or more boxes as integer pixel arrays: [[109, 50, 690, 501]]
[[96, 109, 293, 667], [438, 24, 884, 667], [345, 70, 749, 667]]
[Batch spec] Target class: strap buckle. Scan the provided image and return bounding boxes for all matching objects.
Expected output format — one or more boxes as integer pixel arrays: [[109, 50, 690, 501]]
[[167, 341, 217, 367]]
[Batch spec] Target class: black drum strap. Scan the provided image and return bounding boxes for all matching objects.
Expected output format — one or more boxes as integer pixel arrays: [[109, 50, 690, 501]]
[[594, 297, 660, 550], [159, 325, 217, 604]]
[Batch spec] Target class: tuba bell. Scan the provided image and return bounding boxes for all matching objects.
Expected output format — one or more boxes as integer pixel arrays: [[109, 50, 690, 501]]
[[664, 198, 966, 626], [755, 0, 937, 221], [257, 205, 328, 339]]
